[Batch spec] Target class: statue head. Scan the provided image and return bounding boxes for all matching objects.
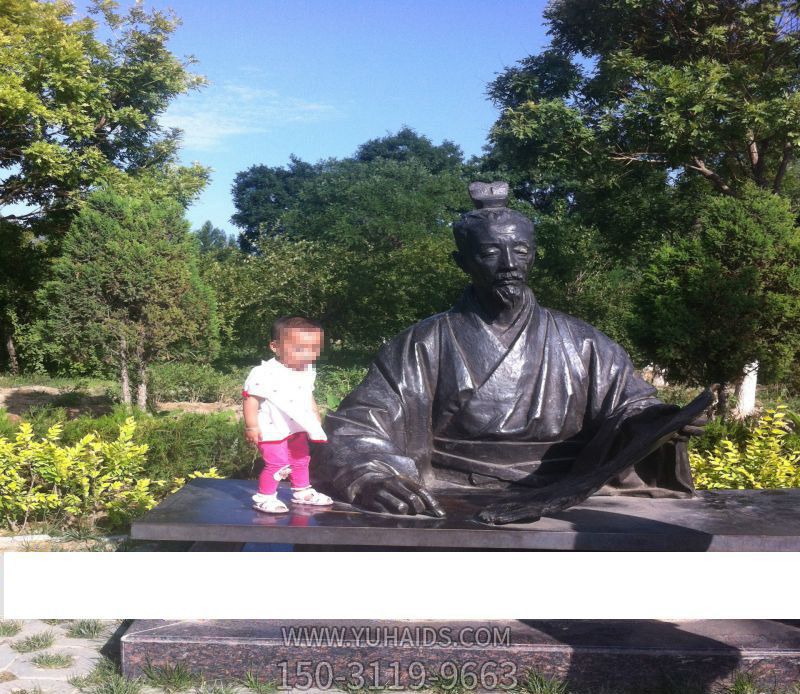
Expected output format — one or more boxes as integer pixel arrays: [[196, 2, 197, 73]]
[[452, 182, 535, 310]]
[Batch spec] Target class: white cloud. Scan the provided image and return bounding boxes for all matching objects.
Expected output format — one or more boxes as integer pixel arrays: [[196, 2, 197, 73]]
[[161, 82, 338, 152]]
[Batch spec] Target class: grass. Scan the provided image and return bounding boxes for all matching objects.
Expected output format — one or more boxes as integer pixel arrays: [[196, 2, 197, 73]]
[[517, 669, 570, 694], [426, 673, 465, 694], [142, 662, 201, 693], [238, 671, 277, 694], [30, 652, 75, 669], [0, 374, 114, 390], [0, 620, 23, 637], [10, 688, 43, 694], [0, 672, 17, 683], [41, 619, 68, 625], [725, 672, 782, 694], [92, 676, 144, 694], [69, 658, 143, 694], [67, 619, 105, 639], [68, 657, 118, 690], [10, 631, 55, 653], [194, 681, 239, 694]]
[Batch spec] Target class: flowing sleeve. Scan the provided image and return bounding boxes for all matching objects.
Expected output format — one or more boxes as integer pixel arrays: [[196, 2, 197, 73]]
[[577, 323, 694, 495], [586, 331, 662, 423], [316, 319, 441, 502]]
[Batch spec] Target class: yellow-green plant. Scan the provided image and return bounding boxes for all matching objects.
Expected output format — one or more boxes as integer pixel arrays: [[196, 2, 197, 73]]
[[691, 406, 800, 490], [169, 468, 224, 493], [0, 418, 222, 530]]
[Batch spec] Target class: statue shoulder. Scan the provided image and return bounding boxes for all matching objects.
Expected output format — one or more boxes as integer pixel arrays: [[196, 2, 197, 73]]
[[375, 311, 448, 356], [543, 306, 626, 354]]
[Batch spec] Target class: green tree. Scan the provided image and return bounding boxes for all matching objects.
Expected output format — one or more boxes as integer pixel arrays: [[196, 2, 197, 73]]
[[227, 150, 471, 350], [355, 126, 464, 174], [193, 220, 236, 256], [0, 0, 207, 373], [230, 156, 318, 252], [487, 0, 800, 408], [634, 185, 800, 412], [492, 0, 800, 197], [230, 129, 467, 253], [282, 157, 469, 346], [0, 222, 48, 374], [42, 186, 219, 408], [0, 0, 204, 225]]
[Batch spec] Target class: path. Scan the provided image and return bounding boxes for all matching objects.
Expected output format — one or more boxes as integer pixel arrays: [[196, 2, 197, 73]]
[[0, 620, 352, 694], [0, 387, 238, 420], [0, 620, 114, 694]]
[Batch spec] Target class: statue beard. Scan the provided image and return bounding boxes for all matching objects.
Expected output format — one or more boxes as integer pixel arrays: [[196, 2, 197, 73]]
[[491, 279, 525, 310]]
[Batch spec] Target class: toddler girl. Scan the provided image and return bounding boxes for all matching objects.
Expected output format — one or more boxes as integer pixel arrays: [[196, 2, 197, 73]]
[[242, 316, 333, 513]]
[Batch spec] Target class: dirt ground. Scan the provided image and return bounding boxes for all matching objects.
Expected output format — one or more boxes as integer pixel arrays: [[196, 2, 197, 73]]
[[0, 386, 239, 421]]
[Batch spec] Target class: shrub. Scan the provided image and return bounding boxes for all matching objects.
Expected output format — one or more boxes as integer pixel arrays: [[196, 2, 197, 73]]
[[316, 364, 368, 413], [0, 417, 223, 531], [0, 409, 16, 440], [137, 412, 256, 481], [691, 406, 800, 490], [148, 363, 241, 403], [5, 405, 255, 483]]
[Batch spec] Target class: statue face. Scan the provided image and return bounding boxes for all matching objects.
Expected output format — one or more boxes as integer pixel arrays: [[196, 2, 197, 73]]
[[454, 221, 534, 309]]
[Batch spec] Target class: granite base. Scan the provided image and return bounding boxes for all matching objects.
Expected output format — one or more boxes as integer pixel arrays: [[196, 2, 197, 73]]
[[120, 619, 800, 693]]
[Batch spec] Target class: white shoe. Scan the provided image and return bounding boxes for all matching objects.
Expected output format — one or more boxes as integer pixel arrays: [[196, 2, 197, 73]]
[[291, 487, 333, 506], [252, 493, 289, 514]]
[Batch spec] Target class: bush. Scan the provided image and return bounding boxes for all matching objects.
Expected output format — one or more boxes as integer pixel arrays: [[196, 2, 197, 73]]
[[691, 406, 800, 490], [2, 404, 257, 482], [137, 411, 257, 481], [0, 417, 223, 531], [316, 364, 368, 413], [148, 362, 242, 403]]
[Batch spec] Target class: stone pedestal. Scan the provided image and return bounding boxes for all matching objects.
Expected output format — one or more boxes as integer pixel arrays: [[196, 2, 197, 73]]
[[120, 619, 800, 692], [131, 479, 800, 550]]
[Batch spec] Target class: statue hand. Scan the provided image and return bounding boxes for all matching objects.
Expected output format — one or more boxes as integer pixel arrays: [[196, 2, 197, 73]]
[[676, 414, 709, 441], [353, 473, 445, 518]]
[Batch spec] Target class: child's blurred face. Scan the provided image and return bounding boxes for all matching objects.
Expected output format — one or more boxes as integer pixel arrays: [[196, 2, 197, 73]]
[[270, 328, 323, 370]]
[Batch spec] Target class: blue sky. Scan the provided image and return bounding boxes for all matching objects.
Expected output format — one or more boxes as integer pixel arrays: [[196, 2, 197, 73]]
[[146, 1, 550, 235]]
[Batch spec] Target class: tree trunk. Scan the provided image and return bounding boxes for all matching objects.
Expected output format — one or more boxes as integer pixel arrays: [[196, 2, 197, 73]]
[[715, 381, 732, 420], [136, 360, 147, 410], [135, 333, 147, 410], [119, 335, 132, 405], [6, 331, 19, 376], [734, 361, 758, 419]]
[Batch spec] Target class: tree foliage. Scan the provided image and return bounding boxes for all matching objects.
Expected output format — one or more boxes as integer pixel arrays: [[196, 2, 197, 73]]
[[41, 186, 219, 405], [283, 157, 468, 248], [220, 134, 473, 352], [486, 0, 800, 392], [354, 126, 464, 174], [193, 220, 236, 256], [0, 0, 208, 374], [0, 0, 205, 226], [492, 0, 800, 197], [634, 184, 800, 387], [230, 156, 318, 252]]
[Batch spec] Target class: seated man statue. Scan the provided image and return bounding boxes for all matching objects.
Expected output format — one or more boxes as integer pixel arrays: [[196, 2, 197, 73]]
[[317, 182, 708, 524]]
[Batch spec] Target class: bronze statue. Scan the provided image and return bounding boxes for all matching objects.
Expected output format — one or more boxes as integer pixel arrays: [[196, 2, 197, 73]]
[[317, 182, 710, 524]]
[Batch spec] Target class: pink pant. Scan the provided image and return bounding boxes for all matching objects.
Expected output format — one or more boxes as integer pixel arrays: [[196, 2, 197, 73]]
[[257, 433, 310, 494]]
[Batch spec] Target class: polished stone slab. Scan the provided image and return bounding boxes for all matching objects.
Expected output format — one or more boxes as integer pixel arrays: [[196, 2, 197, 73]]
[[120, 619, 800, 692], [130, 479, 800, 550]]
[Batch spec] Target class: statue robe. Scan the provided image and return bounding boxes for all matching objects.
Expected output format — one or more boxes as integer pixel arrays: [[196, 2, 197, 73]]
[[318, 286, 694, 503]]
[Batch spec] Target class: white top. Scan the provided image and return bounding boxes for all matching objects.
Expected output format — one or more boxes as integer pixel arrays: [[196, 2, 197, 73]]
[[243, 358, 327, 442]]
